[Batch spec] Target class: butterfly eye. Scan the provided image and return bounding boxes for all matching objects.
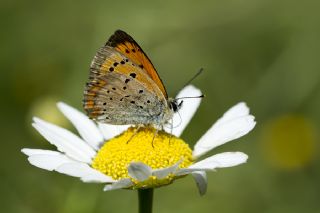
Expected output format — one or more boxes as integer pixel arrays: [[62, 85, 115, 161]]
[[170, 102, 177, 112], [170, 100, 183, 113]]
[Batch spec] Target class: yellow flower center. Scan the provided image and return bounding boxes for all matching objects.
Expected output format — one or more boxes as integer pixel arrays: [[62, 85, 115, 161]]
[[92, 127, 194, 189]]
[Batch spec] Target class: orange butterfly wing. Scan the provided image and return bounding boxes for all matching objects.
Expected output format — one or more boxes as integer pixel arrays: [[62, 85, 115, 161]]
[[106, 30, 168, 98]]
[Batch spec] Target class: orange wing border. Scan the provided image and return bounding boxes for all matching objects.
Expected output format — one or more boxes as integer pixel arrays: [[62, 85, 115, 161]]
[[105, 30, 168, 98]]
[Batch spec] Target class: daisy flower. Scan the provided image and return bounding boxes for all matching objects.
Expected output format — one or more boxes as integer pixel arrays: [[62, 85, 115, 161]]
[[22, 85, 256, 196]]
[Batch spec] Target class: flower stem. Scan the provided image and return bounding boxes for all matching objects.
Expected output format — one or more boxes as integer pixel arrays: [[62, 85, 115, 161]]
[[138, 188, 153, 213]]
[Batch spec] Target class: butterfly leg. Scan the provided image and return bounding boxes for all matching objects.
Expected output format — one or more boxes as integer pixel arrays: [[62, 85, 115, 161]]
[[169, 118, 174, 145], [151, 128, 159, 148], [126, 125, 142, 144]]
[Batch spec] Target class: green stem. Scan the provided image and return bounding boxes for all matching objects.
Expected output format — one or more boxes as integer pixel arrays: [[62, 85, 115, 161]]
[[138, 188, 154, 213]]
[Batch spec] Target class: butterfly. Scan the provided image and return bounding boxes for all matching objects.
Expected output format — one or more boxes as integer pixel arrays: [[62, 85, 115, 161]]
[[83, 30, 182, 128]]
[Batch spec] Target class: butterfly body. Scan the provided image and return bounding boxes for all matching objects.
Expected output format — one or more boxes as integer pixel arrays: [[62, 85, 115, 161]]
[[83, 30, 179, 127]]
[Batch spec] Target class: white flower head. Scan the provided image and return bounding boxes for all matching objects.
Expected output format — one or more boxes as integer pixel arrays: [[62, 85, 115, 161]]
[[22, 85, 256, 196]]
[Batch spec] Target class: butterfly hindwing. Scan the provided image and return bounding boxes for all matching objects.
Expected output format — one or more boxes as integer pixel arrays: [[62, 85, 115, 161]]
[[106, 30, 168, 98]]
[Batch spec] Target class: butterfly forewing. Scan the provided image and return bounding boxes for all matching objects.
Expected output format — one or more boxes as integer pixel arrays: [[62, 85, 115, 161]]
[[83, 46, 167, 125]]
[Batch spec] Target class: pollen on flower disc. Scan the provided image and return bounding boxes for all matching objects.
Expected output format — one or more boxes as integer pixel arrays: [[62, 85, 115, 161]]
[[92, 127, 194, 187]]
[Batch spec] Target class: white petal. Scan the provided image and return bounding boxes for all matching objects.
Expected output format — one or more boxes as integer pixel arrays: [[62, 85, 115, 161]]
[[128, 162, 152, 181], [176, 152, 248, 175], [22, 148, 62, 157], [33, 117, 96, 163], [57, 102, 103, 150], [190, 152, 248, 169], [104, 178, 133, 191], [56, 162, 114, 183], [21, 149, 76, 171], [152, 159, 182, 179], [193, 103, 256, 158], [81, 172, 115, 183], [22, 148, 114, 183], [56, 162, 92, 177], [192, 171, 207, 196], [213, 102, 250, 127], [164, 85, 202, 137], [98, 123, 130, 140]]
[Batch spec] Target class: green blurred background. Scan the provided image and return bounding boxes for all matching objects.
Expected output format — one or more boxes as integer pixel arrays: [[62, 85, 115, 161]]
[[1, 0, 319, 212]]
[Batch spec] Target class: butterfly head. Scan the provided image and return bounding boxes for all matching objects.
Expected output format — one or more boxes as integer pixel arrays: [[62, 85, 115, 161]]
[[158, 98, 182, 127], [168, 94, 204, 114], [168, 98, 183, 113]]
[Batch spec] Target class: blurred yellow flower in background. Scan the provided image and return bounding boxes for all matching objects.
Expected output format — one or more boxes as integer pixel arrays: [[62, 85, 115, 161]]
[[261, 115, 317, 170]]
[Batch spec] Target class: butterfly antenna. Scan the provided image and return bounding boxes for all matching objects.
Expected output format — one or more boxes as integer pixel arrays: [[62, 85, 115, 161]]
[[175, 95, 205, 101], [182, 67, 204, 88]]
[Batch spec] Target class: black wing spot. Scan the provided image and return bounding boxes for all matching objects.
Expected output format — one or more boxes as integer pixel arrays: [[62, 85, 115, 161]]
[[125, 59, 129, 62], [112, 87, 116, 90], [109, 67, 114, 72], [107, 90, 110, 93], [110, 97, 113, 100], [106, 116, 110, 119], [113, 62, 119, 67], [103, 102, 107, 105], [125, 79, 130, 83], [125, 95, 130, 97], [130, 73, 136, 78], [147, 100, 150, 103], [125, 49, 130, 53], [120, 98, 123, 101], [132, 49, 136, 53], [139, 90, 143, 94], [139, 64, 144, 69], [130, 101, 135, 104], [120, 60, 125, 64], [139, 106, 143, 109], [123, 86, 127, 90]]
